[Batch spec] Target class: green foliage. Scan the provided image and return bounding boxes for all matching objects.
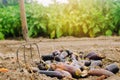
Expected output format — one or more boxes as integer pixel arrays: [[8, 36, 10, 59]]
[[0, 5, 21, 39], [111, 1, 120, 35], [0, 0, 120, 40], [0, 32, 4, 40]]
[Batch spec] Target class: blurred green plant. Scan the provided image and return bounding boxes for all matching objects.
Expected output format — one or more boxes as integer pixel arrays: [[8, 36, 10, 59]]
[[111, 1, 120, 35], [0, 5, 21, 39], [0, 0, 120, 40]]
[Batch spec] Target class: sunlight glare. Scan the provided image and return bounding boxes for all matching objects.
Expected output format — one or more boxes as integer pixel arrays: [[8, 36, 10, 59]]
[[36, 0, 68, 6]]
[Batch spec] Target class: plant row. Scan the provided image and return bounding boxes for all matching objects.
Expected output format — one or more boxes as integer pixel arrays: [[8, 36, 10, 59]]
[[0, 0, 120, 39]]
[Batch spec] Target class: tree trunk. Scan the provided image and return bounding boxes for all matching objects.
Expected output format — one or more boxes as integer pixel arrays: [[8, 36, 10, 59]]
[[19, 0, 29, 42]]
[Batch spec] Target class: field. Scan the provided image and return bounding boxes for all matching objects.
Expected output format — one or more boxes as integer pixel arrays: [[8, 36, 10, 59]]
[[0, 36, 120, 80]]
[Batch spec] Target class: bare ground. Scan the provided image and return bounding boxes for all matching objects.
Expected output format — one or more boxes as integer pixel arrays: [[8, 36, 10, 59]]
[[0, 36, 120, 80]]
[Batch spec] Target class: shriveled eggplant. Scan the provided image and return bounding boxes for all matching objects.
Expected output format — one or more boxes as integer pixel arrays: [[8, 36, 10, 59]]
[[52, 50, 72, 59], [52, 50, 61, 56], [59, 51, 69, 59], [85, 61, 91, 66], [105, 63, 119, 74], [55, 68, 72, 78], [70, 60, 83, 70], [91, 60, 102, 66], [38, 70, 64, 79], [85, 52, 105, 60], [65, 50, 73, 56], [42, 54, 54, 61], [70, 54, 77, 61], [88, 69, 114, 77], [90, 60, 103, 69], [55, 56, 65, 62], [42, 54, 64, 62], [50, 62, 81, 78], [71, 60, 89, 71]]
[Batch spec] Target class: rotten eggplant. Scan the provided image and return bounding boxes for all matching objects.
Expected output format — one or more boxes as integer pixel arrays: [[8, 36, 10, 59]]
[[88, 69, 114, 77], [90, 60, 103, 69], [70, 54, 78, 61], [59, 51, 69, 59], [105, 63, 119, 74], [55, 68, 72, 78], [70, 60, 83, 70], [90, 60, 102, 67], [38, 70, 64, 79], [50, 62, 81, 78], [52, 50, 61, 56], [65, 50, 73, 56], [85, 52, 105, 60], [42, 54, 64, 62], [55, 56, 65, 62], [42, 54, 54, 61]]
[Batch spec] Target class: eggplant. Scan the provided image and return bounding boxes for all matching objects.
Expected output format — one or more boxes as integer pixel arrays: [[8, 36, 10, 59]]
[[70, 60, 83, 70], [42, 54, 64, 62], [70, 54, 77, 61], [55, 68, 72, 78], [50, 62, 81, 78], [52, 50, 61, 56], [85, 52, 105, 60], [38, 70, 64, 79], [59, 51, 68, 59], [88, 69, 114, 77], [84, 60, 91, 66], [42, 54, 54, 61], [52, 50, 72, 59], [65, 50, 73, 56], [30, 67, 65, 79], [69, 59, 90, 71], [90, 60, 103, 69], [105, 63, 119, 74], [55, 56, 65, 62]]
